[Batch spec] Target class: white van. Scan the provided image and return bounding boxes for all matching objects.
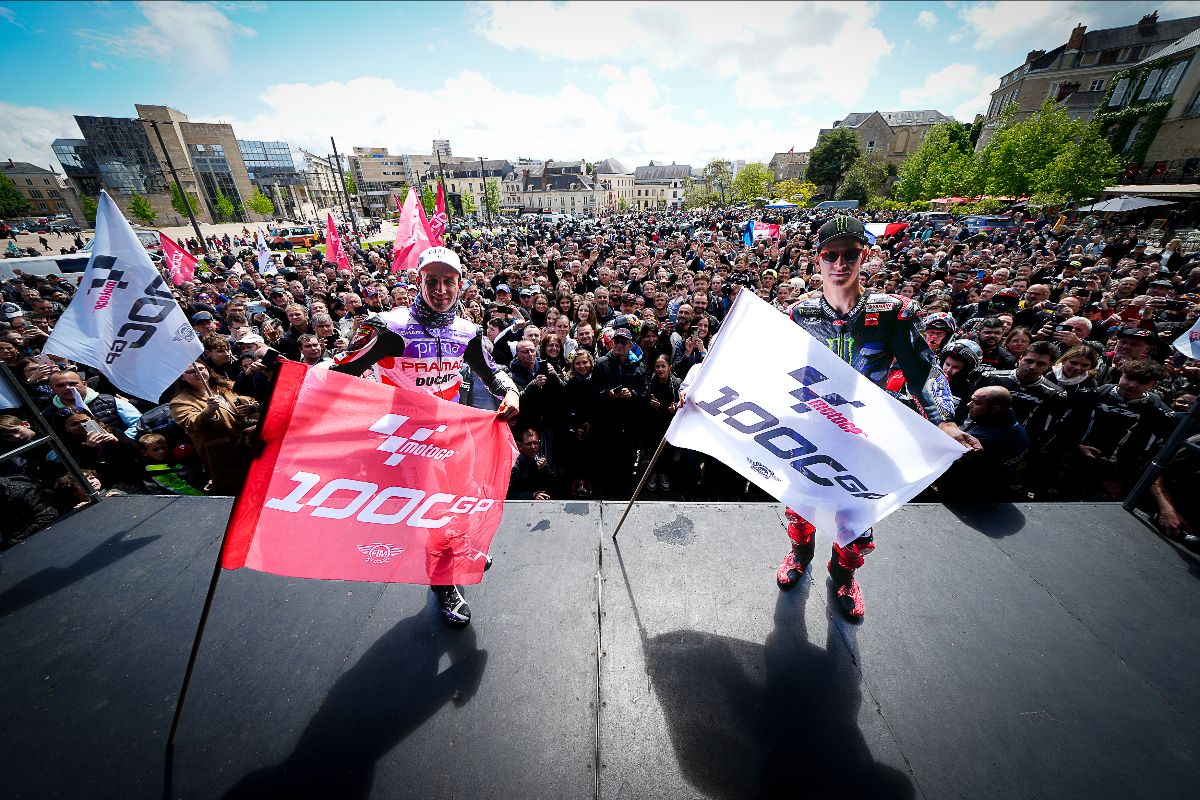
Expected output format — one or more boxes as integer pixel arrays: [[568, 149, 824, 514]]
[[0, 229, 161, 283]]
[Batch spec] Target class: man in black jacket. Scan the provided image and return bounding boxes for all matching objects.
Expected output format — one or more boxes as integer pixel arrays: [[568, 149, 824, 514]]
[[592, 326, 646, 498]]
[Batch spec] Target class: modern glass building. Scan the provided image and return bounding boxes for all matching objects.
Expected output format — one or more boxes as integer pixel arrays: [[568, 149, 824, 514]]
[[72, 116, 167, 197], [50, 139, 102, 196], [189, 142, 245, 215]]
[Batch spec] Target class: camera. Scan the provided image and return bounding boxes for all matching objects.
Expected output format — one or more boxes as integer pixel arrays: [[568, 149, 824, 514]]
[[1054, 324, 1072, 333]]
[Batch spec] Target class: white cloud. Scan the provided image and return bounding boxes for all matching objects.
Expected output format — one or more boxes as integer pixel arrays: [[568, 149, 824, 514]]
[[75, 1, 254, 72], [0, 6, 17, 24], [915, 9, 939, 29], [0, 103, 83, 168], [199, 70, 822, 171], [957, 1, 1200, 51], [471, 1, 892, 111], [898, 63, 1001, 121]]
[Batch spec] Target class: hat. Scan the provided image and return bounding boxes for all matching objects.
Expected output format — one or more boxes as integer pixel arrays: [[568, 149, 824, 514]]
[[761, 269, 778, 278], [1, 302, 23, 319], [992, 289, 1021, 304], [519, 287, 534, 297], [269, 288, 287, 297], [236, 333, 265, 346], [191, 311, 214, 323], [1068, 260, 1082, 268], [816, 216, 869, 250], [416, 246, 463, 274], [495, 283, 512, 294], [952, 272, 969, 281], [611, 327, 633, 341], [622, 292, 638, 303], [1135, 241, 1148, 248], [1150, 279, 1173, 288], [1117, 326, 1158, 341]]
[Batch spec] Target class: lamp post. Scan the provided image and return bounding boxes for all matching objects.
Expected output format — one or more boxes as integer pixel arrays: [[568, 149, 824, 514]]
[[479, 155, 492, 228], [139, 118, 205, 247], [329, 137, 360, 243]]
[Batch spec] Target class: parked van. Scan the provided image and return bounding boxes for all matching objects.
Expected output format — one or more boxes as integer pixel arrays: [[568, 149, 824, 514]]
[[269, 225, 319, 249], [0, 228, 160, 283]]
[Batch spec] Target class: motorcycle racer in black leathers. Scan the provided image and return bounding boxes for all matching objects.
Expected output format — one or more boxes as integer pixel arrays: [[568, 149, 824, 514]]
[[777, 216, 980, 622]]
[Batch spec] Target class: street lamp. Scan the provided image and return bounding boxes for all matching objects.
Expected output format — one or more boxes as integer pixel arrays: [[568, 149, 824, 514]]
[[137, 117, 205, 248]]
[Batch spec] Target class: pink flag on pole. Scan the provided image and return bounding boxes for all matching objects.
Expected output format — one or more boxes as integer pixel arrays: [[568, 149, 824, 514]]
[[428, 181, 448, 246], [326, 213, 351, 272], [159, 232, 198, 286], [392, 187, 433, 274]]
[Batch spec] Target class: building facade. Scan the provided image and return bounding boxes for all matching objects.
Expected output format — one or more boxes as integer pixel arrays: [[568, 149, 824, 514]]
[[238, 139, 306, 220], [300, 150, 348, 216], [593, 158, 635, 209], [1, 160, 86, 223], [442, 159, 513, 218], [51, 103, 279, 226], [632, 163, 692, 210], [349, 147, 412, 215], [768, 151, 809, 181], [978, 12, 1200, 148], [501, 160, 597, 213], [818, 110, 955, 169]]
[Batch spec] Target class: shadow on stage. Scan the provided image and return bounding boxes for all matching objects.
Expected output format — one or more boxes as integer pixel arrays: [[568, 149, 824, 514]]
[[616, 543, 913, 800], [221, 596, 489, 800]]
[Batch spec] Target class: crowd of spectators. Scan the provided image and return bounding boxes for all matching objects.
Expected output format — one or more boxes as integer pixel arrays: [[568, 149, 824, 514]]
[[2, 204, 1198, 546]]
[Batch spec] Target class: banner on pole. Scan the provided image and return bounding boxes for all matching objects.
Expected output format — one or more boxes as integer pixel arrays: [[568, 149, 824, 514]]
[[391, 186, 433, 274], [1172, 318, 1200, 360], [667, 292, 966, 545], [429, 181, 448, 246], [159, 232, 198, 286], [43, 191, 202, 403], [257, 227, 275, 274], [325, 213, 351, 272], [221, 362, 517, 585]]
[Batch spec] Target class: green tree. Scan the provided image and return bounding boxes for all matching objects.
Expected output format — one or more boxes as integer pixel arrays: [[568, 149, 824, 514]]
[[892, 123, 977, 202], [344, 174, 357, 196], [214, 191, 235, 222], [461, 189, 478, 215], [806, 128, 861, 196], [420, 181, 437, 215], [170, 183, 201, 219], [0, 173, 32, 218], [617, 196, 630, 212], [770, 178, 819, 206], [682, 176, 717, 209], [836, 155, 889, 205], [976, 100, 1078, 198], [1032, 123, 1123, 207], [80, 194, 98, 225], [127, 192, 157, 225], [484, 179, 502, 217], [731, 162, 773, 205], [245, 189, 276, 217], [702, 158, 733, 205], [585, 162, 594, 174]]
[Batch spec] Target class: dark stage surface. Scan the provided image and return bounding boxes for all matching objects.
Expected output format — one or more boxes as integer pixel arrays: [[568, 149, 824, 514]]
[[2, 497, 1199, 799]]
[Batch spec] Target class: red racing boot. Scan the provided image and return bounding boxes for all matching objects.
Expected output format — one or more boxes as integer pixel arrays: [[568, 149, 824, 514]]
[[827, 533, 875, 622], [776, 509, 817, 590]]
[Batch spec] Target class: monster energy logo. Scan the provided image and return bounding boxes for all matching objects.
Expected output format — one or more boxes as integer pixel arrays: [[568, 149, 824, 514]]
[[826, 336, 855, 361]]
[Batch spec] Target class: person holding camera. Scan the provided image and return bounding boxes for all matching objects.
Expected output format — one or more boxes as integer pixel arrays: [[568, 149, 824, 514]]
[[169, 361, 260, 496]]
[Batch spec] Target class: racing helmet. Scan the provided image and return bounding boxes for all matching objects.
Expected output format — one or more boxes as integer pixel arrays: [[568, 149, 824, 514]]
[[923, 311, 956, 332], [941, 339, 981, 371]]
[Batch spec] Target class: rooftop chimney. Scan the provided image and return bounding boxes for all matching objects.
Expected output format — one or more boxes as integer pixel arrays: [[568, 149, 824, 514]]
[[1138, 11, 1158, 35], [1026, 49, 1047, 64], [1066, 23, 1086, 51], [6, 158, 12, 168]]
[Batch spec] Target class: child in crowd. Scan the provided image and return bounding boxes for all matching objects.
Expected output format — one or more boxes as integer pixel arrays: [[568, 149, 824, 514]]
[[137, 433, 204, 496]]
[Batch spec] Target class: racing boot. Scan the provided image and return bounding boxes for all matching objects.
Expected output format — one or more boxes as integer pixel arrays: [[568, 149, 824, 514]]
[[827, 532, 875, 622], [432, 585, 471, 628], [776, 509, 817, 590]]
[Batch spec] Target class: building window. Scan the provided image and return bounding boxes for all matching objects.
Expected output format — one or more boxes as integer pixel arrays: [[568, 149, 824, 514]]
[[1108, 78, 1129, 106], [1080, 51, 1099, 66], [48, 190, 60, 198], [56, 203, 66, 211], [1138, 68, 1162, 100], [24, 178, 32, 185], [866, 140, 875, 153], [1155, 61, 1188, 100], [1186, 89, 1200, 116], [28, 189, 43, 198], [43, 178, 51, 185], [1089, 79, 1105, 92], [1046, 81, 1062, 99], [37, 202, 48, 211]]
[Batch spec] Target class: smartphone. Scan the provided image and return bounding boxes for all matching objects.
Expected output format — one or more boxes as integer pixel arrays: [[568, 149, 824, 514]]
[[260, 349, 280, 368], [247, 302, 267, 316], [81, 417, 105, 437], [1119, 304, 1142, 322]]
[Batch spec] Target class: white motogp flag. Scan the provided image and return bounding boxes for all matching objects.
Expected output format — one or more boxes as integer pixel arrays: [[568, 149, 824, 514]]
[[43, 191, 202, 403], [257, 227, 275, 274], [667, 292, 967, 545], [1172, 317, 1200, 360]]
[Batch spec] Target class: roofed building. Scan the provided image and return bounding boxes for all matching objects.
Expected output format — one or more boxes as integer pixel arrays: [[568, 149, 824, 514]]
[[1, 159, 86, 225], [817, 110, 955, 169], [632, 162, 692, 210]]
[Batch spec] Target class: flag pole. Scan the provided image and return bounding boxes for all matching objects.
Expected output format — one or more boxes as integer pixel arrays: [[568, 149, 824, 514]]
[[611, 433, 669, 541], [166, 542, 224, 754]]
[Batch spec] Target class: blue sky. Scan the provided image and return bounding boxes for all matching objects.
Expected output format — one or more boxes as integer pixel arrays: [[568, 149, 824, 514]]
[[3, 1, 1199, 171]]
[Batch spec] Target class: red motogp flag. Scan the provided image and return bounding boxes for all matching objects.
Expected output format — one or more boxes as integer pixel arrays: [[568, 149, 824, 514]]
[[325, 213, 351, 272], [391, 186, 433, 274], [429, 181, 448, 246], [221, 362, 517, 585], [159, 232, 198, 286]]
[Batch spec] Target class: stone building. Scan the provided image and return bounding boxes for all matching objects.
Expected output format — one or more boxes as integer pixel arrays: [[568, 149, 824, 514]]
[[817, 110, 954, 170], [0, 160, 86, 224], [631, 162, 692, 210], [768, 151, 809, 181]]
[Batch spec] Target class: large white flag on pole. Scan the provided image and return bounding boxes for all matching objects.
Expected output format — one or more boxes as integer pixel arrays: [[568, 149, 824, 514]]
[[667, 291, 967, 545], [257, 227, 276, 274], [43, 191, 203, 403]]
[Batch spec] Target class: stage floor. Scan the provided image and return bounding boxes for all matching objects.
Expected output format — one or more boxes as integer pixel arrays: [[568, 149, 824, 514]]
[[1, 497, 1199, 799]]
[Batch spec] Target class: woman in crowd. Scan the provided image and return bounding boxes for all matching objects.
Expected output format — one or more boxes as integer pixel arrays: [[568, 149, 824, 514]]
[[1049, 345, 1100, 397], [556, 348, 601, 498], [540, 333, 569, 374], [1003, 327, 1033, 362], [58, 412, 141, 492], [169, 361, 259, 496], [672, 314, 710, 379], [643, 354, 681, 493]]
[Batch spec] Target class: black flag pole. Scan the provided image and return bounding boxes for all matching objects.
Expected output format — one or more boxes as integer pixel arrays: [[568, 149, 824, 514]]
[[611, 433, 669, 541]]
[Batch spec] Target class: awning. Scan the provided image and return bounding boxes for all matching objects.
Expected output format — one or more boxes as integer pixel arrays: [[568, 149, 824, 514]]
[[1101, 183, 1200, 199], [1078, 196, 1176, 212]]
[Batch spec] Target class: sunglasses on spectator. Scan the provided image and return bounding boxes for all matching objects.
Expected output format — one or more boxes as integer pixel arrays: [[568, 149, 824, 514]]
[[818, 248, 865, 264]]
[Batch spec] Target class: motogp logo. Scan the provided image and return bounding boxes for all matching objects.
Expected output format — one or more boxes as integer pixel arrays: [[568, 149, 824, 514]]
[[370, 413, 456, 465], [87, 255, 180, 364]]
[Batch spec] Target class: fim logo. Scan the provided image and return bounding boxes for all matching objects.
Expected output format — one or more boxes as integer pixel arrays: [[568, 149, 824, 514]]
[[357, 542, 405, 564], [747, 458, 781, 481], [369, 413, 456, 466]]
